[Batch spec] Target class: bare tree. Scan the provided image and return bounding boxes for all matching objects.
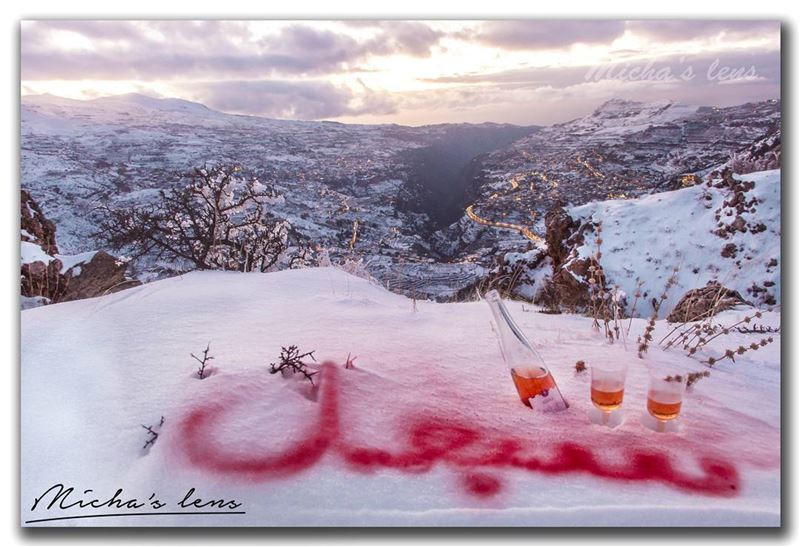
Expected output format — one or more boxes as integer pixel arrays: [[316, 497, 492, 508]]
[[97, 165, 304, 272]]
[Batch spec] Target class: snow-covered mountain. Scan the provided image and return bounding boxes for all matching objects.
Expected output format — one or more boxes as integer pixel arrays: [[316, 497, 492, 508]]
[[21, 93, 780, 305], [560, 98, 701, 138], [438, 98, 780, 264], [21, 93, 533, 299]]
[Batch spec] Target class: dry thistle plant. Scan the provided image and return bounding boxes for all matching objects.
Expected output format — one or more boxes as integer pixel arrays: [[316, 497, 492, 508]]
[[610, 284, 625, 347], [736, 324, 780, 334], [625, 278, 644, 337], [686, 370, 711, 389], [683, 310, 765, 356], [637, 267, 679, 358], [587, 220, 619, 343], [587, 266, 607, 328], [703, 336, 774, 367], [659, 372, 711, 389], [588, 263, 602, 333], [659, 283, 733, 350], [583, 220, 629, 346]]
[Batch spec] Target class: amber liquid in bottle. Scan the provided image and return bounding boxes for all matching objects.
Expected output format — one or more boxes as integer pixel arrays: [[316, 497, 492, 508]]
[[591, 386, 625, 411], [484, 289, 568, 412], [647, 395, 682, 420], [510, 367, 556, 407]]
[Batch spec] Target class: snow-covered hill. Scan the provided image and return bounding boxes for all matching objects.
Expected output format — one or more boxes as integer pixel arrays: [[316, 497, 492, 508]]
[[559, 98, 701, 139], [21, 93, 531, 299], [21, 267, 780, 526], [21, 93, 431, 255], [569, 169, 780, 316], [451, 99, 781, 263]]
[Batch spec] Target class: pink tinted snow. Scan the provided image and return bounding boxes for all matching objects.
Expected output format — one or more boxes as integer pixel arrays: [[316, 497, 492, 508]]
[[174, 361, 773, 499]]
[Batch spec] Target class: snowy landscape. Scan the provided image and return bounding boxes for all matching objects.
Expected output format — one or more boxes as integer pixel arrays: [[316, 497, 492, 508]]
[[20, 19, 781, 528], [22, 268, 780, 526]]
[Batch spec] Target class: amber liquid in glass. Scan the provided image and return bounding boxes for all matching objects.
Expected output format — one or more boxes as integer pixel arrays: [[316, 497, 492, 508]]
[[510, 367, 556, 407], [591, 386, 625, 411], [647, 395, 682, 420]]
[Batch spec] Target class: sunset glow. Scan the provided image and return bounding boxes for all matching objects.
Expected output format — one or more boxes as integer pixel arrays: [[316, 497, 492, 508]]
[[21, 20, 780, 125]]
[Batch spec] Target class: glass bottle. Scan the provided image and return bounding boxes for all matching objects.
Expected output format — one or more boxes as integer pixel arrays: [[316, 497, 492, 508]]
[[484, 289, 569, 412]]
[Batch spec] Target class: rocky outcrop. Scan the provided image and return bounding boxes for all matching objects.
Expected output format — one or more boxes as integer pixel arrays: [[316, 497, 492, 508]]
[[536, 206, 606, 313], [477, 247, 548, 302], [550, 255, 604, 312], [21, 191, 65, 302], [21, 255, 65, 302], [60, 251, 139, 302], [666, 282, 751, 323], [727, 127, 780, 175], [544, 207, 579, 266], [21, 190, 58, 255], [21, 190, 139, 306]]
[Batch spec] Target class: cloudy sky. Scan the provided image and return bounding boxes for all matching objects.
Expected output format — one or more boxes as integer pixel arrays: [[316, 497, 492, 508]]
[[21, 20, 780, 125]]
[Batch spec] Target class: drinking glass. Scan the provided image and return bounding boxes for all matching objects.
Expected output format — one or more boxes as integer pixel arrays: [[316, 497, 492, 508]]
[[590, 362, 627, 426], [646, 369, 686, 432]]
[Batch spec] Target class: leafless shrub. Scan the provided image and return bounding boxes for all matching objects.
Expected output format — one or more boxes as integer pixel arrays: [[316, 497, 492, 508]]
[[142, 416, 165, 450], [269, 345, 318, 385], [97, 164, 306, 272], [535, 277, 562, 314], [190, 342, 214, 379]]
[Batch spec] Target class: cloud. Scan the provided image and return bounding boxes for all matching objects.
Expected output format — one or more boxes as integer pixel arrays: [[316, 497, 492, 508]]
[[183, 79, 398, 119], [21, 21, 444, 81], [360, 21, 444, 57], [626, 20, 780, 42], [465, 20, 626, 50], [24, 20, 146, 42], [20, 20, 781, 125], [422, 48, 780, 89], [392, 48, 780, 125]]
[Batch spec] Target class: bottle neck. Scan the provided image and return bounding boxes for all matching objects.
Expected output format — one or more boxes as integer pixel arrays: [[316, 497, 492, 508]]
[[484, 290, 546, 367]]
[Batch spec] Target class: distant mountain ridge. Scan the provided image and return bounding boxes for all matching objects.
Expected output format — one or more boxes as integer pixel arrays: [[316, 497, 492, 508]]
[[20, 92, 780, 302]]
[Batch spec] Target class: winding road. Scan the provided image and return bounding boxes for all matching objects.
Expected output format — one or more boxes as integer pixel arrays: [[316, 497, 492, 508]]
[[463, 173, 544, 243]]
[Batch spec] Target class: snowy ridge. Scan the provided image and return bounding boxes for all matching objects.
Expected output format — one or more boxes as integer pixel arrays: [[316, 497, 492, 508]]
[[20, 93, 780, 306], [22, 267, 779, 526], [454, 99, 780, 268], [559, 98, 700, 140], [569, 169, 780, 316]]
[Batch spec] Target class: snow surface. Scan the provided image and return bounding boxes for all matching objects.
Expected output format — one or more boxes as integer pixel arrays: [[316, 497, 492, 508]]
[[56, 251, 98, 274], [569, 169, 780, 317], [21, 240, 98, 275], [21, 267, 779, 526], [561, 99, 700, 141], [20, 241, 55, 265]]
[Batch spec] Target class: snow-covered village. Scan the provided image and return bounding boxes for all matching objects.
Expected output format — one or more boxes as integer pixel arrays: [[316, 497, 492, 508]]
[[19, 19, 781, 528]]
